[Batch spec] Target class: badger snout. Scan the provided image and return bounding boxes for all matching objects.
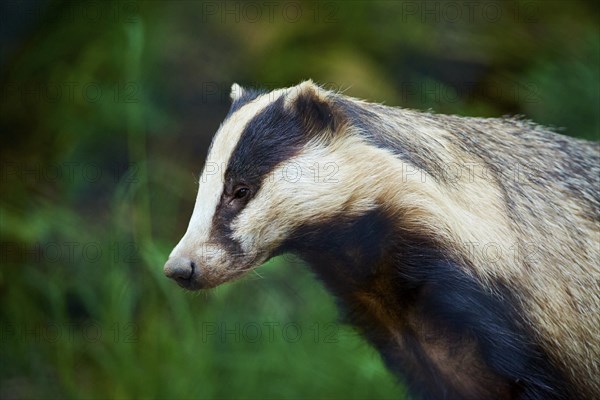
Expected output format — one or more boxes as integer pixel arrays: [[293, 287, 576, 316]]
[[163, 257, 202, 290]]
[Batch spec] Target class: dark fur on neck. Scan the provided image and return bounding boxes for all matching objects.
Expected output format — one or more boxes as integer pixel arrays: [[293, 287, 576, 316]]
[[278, 208, 571, 400]]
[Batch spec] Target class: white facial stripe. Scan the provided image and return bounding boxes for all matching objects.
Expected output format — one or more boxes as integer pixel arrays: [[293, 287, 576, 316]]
[[229, 127, 519, 268], [230, 137, 381, 254], [170, 89, 287, 257]]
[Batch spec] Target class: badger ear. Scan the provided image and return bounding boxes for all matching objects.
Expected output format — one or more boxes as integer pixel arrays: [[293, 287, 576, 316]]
[[230, 83, 245, 102], [288, 80, 339, 133]]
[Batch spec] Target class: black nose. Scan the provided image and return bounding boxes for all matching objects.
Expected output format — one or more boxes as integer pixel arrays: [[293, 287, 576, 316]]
[[164, 257, 196, 282]]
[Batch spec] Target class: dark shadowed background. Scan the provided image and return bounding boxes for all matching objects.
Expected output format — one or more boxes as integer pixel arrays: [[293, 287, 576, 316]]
[[1, 1, 598, 398]]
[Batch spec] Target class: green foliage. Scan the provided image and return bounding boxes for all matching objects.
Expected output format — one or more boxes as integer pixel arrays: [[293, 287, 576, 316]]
[[1, 0, 598, 398]]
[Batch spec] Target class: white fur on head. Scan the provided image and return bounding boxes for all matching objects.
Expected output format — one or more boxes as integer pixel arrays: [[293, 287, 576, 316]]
[[168, 86, 288, 286], [230, 83, 245, 101], [231, 136, 380, 255]]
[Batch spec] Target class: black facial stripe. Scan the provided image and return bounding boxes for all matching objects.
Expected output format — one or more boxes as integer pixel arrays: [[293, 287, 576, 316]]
[[210, 191, 245, 259], [210, 95, 313, 250], [226, 96, 310, 183]]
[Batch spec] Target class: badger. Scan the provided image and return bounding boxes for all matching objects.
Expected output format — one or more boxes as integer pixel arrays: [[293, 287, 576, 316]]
[[164, 80, 600, 400]]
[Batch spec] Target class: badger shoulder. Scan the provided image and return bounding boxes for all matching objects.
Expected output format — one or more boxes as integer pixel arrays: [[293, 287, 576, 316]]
[[324, 90, 600, 398]]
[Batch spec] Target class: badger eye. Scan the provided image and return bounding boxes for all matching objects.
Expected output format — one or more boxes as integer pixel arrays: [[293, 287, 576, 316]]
[[233, 187, 250, 200]]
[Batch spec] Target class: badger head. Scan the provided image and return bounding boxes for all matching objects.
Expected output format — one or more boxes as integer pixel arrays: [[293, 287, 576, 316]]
[[163, 80, 380, 290]]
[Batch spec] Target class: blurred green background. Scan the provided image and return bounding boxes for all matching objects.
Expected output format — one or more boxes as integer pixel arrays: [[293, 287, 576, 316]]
[[0, 1, 598, 399]]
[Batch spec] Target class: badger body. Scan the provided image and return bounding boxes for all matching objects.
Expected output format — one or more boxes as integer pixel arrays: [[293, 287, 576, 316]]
[[164, 81, 600, 400]]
